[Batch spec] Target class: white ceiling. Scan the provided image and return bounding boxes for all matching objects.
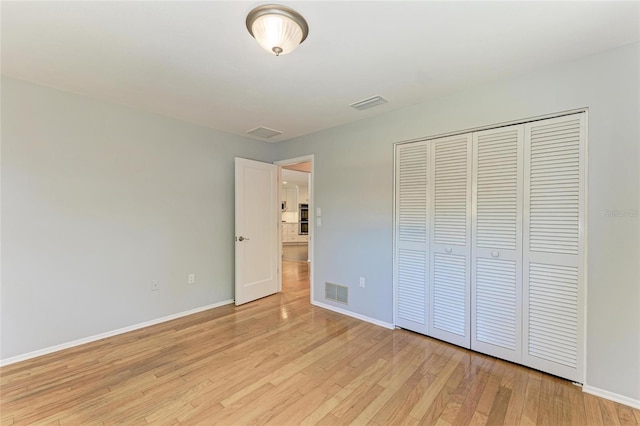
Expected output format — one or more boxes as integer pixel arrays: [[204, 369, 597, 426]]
[[2, 1, 638, 142], [282, 168, 310, 187]]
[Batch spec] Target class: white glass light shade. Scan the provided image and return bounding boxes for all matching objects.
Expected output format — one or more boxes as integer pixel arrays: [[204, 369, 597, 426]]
[[251, 14, 303, 56], [246, 5, 309, 56]]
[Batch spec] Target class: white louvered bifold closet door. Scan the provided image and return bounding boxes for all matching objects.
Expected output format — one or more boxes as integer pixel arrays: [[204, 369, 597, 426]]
[[471, 126, 524, 363], [394, 142, 429, 334], [428, 134, 472, 348], [523, 113, 585, 383]]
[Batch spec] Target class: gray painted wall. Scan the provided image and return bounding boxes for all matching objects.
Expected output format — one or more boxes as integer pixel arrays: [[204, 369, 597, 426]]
[[274, 43, 640, 402], [1, 77, 273, 359]]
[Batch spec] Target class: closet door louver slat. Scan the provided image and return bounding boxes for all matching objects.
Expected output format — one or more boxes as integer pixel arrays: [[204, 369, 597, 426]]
[[397, 249, 427, 325], [475, 258, 517, 349], [433, 253, 467, 336], [471, 127, 523, 363], [429, 134, 472, 348], [523, 114, 585, 382], [394, 142, 429, 334]]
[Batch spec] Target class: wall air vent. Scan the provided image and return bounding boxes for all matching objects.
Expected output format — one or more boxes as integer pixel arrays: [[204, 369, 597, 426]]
[[325, 282, 348, 304], [246, 126, 283, 139], [349, 95, 388, 111]]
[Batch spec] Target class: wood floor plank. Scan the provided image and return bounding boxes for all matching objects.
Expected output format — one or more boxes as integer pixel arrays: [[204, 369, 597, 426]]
[[408, 350, 465, 421], [417, 381, 456, 426], [451, 356, 494, 426], [600, 397, 623, 426], [434, 361, 468, 424], [582, 392, 606, 426], [562, 383, 586, 426], [535, 374, 557, 425], [370, 354, 437, 424], [264, 385, 329, 425], [315, 412, 341, 426], [349, 354, 424, 424], [616, 403, 639, 425], [500, 365, 529, 425], [470, 359, 504, 420], [520, 373, 542, 426], [300, 357, 388, 425], [467, 411, 488, 426], [485, 385, 512, 425], [1, 260, 639, 425], [327, 361, 391, 420], [330, 383, 385, 424]]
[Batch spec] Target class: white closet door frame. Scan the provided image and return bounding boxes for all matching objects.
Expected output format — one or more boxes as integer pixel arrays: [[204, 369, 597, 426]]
[[471, 125, 524, 363], [394, 141, 430, 334], [428, 133, 473, 348], [523, 113, 586, 383]]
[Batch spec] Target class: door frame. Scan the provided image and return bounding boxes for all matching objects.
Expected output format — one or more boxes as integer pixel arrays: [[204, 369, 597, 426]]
[[275, 155, 314, 302]]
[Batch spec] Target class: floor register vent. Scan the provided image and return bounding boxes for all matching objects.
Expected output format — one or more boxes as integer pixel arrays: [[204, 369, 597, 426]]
[[325, 282, 348, 304]]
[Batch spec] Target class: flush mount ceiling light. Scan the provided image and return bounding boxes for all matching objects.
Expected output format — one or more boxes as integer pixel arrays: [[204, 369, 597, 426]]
[[246, 4, 309, 56]]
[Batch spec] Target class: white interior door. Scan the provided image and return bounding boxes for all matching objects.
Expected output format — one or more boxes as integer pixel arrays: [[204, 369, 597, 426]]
[[394, 141, 429, 334], [522, 114, 585, 382], [428, 134, 472, 348], [471, 125, 524, 363], [235, 157, 279, 305]]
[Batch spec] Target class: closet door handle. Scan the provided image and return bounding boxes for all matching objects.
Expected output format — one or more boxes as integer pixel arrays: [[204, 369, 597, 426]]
[[444, 247, 452, 253], [491, 251, 500, 258]]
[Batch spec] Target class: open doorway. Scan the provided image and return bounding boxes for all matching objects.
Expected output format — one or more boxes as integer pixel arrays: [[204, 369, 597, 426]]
[[276, 156, 313, 298], [281, 165, 309, 262]]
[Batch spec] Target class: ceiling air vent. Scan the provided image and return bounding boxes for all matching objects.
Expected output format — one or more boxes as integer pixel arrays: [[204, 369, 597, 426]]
[[350, 95, 388, 111], [246, 126, 283, 139]]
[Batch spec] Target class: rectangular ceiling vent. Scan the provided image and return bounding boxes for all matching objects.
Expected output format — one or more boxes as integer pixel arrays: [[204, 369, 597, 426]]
[[246, 126, 283, 139], [325, 282, 348, 304], [350, 95, 388, 111]]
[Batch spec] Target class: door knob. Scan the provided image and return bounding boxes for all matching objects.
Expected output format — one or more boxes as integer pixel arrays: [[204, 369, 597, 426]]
[[491, 251, 500, 258], [237, 236, 250, 242], [445, 247, 452, 253]]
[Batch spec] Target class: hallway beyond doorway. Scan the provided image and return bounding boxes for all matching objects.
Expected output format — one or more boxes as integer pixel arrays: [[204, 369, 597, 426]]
[[283, 244, 308, 262]]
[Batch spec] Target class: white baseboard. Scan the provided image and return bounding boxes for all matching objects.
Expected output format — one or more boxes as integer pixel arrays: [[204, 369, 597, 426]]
[[0, 300, 234, 367], [583, 385, 640, 409], [311, 300, 395, 330]]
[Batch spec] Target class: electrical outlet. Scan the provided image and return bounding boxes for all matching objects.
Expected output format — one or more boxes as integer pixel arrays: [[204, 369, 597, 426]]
[[359, 277, 365, 288], [151, 280, 159, 291], [188, 273, 195, 284]]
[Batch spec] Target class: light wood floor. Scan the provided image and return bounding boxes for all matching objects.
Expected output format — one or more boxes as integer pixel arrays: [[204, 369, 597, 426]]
[[1, 261, 639, 425]]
